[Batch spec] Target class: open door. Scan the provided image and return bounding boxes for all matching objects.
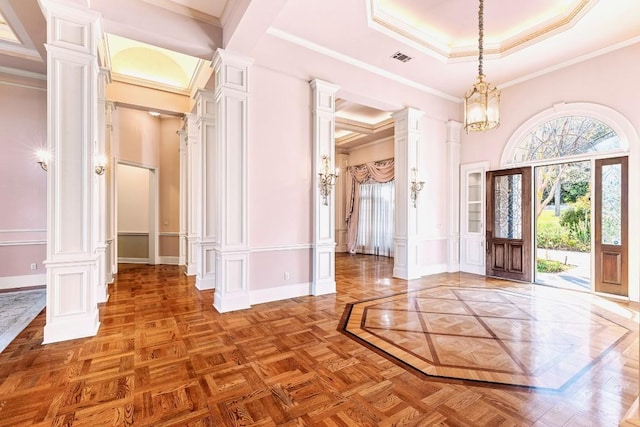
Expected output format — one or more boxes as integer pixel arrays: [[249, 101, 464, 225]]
[[594, 157, 628, 296], [486, 167, 532, 282]]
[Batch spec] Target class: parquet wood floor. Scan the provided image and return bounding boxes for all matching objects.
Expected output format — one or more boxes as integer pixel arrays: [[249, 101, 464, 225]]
[[0, 254, 637, 426]]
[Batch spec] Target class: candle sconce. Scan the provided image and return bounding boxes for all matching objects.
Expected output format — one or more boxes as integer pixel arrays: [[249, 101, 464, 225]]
[[318, 155, 338, 206], [94, 154, 107, 175], [410, 167, 425, 208], [36, 149, 50, 171]]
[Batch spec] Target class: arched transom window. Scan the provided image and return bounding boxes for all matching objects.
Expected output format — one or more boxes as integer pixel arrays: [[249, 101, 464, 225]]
[[512, 116, 622, 164]]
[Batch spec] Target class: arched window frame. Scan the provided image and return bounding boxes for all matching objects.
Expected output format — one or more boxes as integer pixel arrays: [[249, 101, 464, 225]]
[[501, 102, 633, 168]]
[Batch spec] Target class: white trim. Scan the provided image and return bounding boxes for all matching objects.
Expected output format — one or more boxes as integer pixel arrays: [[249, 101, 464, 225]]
[[0, 66, 47, 81], [0, 274, 46, 290], [499, 36, 640, 91], [420, 263, 448, 277], [158, 256, 179, 265], [250, 282, 312, 306], [250, 244, 313, 253], [117, 257, 149, 264], [0, 229, 47, 233], [0, 240, 46, 246], [267, 27, 460, 103]]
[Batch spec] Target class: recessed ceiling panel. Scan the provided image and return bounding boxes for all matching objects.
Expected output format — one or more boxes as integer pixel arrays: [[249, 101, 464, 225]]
[[369, 0, 595, 59], [107, 33, 202, 94]]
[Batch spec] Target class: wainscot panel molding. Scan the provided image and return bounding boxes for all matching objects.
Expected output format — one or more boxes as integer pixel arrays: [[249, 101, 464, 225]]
[[249, 244, 313, 253], [0, 240, 47, 247]]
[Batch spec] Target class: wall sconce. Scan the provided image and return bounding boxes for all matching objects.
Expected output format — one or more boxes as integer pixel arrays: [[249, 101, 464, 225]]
[[318, 155, 338, 206], [94, 155, 107, 175], [36, 149, 49, 171], [410, 167, 425, 208]]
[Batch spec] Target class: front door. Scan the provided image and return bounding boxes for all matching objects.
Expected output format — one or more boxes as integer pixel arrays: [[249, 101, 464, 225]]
[[486, 167, 532, 282], [594, 156, 628, 296]]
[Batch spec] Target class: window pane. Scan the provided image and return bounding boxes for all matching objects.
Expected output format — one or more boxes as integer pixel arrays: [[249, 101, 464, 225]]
[[494, 174, 522, 239], [513, 116, 620, 163], [601, 164, 622, 245]]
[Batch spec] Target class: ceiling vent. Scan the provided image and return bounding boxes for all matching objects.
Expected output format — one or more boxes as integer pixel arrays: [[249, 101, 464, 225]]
[[391, 51, 412, 63]]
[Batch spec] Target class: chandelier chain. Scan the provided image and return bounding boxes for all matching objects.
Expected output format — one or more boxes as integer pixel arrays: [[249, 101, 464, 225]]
[[478, 0, 484, 77]]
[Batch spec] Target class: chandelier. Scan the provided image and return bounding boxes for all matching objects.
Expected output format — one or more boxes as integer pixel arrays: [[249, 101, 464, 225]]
[[464, 0, 500, 133]]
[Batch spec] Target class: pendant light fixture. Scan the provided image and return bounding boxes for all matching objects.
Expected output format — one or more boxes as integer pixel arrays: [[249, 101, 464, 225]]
[[464, 0, 500, 133]]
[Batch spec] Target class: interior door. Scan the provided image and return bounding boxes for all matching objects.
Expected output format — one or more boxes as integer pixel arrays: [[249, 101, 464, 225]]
[[594, 156, 628, 296], [486, 167, 532, 282]]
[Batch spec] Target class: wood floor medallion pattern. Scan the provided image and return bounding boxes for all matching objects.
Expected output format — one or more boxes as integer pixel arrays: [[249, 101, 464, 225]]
[[340, 286, 631, 389], [0, 254, 637, 426]]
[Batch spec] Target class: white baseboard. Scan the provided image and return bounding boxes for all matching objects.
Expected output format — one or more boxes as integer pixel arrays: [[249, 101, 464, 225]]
[[0, 274, 46, 290], [159, 256, 179, 265], [118, 257, 149, 264], [421, 263, 448, 276], [250, 282, 312, 306]]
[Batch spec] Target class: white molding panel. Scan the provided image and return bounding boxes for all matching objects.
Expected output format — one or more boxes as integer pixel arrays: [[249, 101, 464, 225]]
[[41, 0, 101, 344], [311, 79, 339, 296], [392, 108, 425, 280]]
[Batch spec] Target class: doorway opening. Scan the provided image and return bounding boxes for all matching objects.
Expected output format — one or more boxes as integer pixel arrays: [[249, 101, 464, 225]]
[[534, 161, 591, 292], [116, 163, 158, 265]]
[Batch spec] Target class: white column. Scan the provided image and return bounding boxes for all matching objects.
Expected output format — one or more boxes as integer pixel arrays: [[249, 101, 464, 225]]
[[95, 67, 110, 302], [195, 89, 217, 290], [393, 108, 425, 280], [212, 49, 252, 312], [446, 120, 462, 272], [335, 153, 349, 253], [40, 0, 101, 343], [311, 79, 339, 295], [106, 101, 116, 277], [184, 113, 200, 276], [177, 128, 187, 266]]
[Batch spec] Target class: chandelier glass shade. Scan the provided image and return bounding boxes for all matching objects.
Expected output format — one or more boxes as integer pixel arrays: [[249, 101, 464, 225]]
[[464, 0, 500, 133]]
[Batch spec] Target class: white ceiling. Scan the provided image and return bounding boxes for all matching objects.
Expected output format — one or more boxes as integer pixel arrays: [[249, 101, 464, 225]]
[[1, 0, 638, 150]]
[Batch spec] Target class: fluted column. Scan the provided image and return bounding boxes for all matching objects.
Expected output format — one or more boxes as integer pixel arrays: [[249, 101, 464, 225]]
[[311, 79, 339, 295], [40, 0, 102, 343], [177, 128, 187, 266], [95, 67, 110, 303], [393, 108, 425, 280], [446, 120, 462, 272]]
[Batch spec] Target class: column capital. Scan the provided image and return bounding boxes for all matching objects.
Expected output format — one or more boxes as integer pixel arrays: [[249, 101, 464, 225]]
[[212, 49, 253, 95], [310, 79, 339, 113]]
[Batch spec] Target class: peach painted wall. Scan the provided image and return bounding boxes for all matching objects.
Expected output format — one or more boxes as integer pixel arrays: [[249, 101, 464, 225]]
[[460, 43, 640, 168], [248, 66, 313, 289], [0, 81, 47, 280], [159, 117, 180, 257], [115, 108, 160, 167], [117, 164, 149, 233]]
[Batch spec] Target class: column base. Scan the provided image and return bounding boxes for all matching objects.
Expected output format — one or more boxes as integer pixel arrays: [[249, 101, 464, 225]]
[[196, 275, 215, 290], [214, 291, 250, 313], [43, 312, 100, 344], [312, 279, 336, 296]]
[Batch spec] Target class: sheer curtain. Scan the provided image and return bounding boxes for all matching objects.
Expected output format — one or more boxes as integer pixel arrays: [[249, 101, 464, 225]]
[[355, 181, 394, 256], [345, 158, 394, 254]]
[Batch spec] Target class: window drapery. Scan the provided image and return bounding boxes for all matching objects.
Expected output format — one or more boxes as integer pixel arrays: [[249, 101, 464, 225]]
[[355, 181, 395, 256], [345, 158, 394, 254]]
